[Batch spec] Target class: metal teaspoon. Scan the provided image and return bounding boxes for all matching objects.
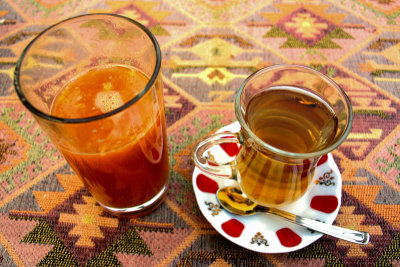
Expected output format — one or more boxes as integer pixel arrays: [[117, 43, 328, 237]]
[[216, 186, 370, 245]]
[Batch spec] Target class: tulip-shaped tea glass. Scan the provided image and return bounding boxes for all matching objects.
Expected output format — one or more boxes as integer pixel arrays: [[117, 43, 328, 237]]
[[193, 65, 352, 207]]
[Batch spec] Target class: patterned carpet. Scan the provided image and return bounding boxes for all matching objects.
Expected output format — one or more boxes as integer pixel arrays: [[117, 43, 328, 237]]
[[1, 0, 400, 266]]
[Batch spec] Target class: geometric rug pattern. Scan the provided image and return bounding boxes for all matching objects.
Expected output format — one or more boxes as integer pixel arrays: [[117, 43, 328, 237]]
[[1, 0, 400, 266]]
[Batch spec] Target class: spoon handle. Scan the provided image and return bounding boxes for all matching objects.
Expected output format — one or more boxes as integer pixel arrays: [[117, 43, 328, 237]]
[[263, 207, 370, 245]]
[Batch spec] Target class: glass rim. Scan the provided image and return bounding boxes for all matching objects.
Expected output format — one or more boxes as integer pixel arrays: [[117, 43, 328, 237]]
[[13, 13, 162, 124], [235, 64, 354, 159]]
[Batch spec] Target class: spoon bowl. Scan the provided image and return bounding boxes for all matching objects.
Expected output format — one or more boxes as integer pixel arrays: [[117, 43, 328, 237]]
[[217, 186, 370, 245]]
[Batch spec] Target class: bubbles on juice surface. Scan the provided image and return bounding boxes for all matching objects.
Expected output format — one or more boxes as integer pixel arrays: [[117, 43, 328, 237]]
[[95, 90, 124, 113], [51, 64, 148, 119]]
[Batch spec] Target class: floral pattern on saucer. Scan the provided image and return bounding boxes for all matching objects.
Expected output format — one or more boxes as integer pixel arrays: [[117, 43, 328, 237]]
[[192, 122, 342, 253]]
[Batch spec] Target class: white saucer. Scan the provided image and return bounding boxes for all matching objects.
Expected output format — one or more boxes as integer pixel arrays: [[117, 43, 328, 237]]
[[192, 122, 342, 253]]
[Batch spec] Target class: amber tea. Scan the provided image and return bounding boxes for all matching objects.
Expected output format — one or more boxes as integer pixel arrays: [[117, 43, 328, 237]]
[[245, 86, 338, 153], [238, 86, 338, 206]]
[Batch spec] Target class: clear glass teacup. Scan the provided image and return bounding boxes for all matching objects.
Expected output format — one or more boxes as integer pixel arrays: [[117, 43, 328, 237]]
[[193, 65, 353, 207]]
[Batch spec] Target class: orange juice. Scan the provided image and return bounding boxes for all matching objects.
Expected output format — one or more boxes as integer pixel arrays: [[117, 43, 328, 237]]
[[51, 65, 169, 210]]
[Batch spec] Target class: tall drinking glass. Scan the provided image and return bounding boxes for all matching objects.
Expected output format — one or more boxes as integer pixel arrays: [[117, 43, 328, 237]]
[[14, 14, 169, 217]]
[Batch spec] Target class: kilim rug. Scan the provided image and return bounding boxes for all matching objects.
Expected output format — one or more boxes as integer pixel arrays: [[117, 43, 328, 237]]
[[1, 0, 400, 266]]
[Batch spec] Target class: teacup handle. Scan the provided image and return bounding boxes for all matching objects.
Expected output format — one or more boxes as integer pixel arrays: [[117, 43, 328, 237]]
[[192, 132, 242, 178]]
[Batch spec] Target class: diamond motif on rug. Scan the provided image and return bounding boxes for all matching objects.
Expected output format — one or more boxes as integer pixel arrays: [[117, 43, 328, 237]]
[[263, 5, 353, 49], [235, 3, 374, 62], [277, 7, 335, 47], [59, 196, 119, 247]]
